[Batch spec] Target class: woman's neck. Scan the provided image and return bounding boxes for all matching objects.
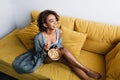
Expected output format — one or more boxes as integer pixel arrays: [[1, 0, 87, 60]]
[[45, 29, 56, 35]]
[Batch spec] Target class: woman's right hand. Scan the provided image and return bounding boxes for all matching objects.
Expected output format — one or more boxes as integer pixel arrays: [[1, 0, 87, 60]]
[[44, 43, 50, 51]]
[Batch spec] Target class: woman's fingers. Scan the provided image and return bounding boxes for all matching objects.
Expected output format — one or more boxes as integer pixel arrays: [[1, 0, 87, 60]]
[[44, 43, 51, 51]]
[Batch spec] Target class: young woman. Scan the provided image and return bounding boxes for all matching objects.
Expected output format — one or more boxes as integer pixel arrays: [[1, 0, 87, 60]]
[[13, 10, 101, 80]]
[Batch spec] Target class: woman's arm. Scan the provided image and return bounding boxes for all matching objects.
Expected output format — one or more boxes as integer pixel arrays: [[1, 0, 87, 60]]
[[34, 35, 47, 57]]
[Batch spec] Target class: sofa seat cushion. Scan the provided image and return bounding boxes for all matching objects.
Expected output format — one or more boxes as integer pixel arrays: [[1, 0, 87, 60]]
[[0, 29, 27, 65], [75, 50, 106, 80], [34, 50, 106, 80], [34, 62, 72, 80]]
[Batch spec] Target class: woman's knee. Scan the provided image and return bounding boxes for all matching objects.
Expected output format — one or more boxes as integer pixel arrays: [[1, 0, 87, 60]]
[[59, 47, 69, 55]]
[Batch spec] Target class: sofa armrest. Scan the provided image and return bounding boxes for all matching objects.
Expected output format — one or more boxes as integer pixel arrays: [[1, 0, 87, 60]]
[[105, 42, 120, 80], [105, 42, 120, 67]]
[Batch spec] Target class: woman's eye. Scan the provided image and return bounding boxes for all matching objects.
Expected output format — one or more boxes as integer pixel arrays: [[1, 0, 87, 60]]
[[49, 19, 57, 23], [50, 20, 54, 23]]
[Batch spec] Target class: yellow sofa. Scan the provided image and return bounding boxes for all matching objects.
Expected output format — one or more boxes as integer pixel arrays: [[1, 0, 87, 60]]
[[0, 10, 120, 80]]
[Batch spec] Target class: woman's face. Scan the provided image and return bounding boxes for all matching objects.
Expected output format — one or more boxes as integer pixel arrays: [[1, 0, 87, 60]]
[[45, 14, 58, 30]]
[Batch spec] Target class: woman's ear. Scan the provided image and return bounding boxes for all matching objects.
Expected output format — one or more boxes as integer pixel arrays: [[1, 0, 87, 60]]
[[43, 23, 48, 28]]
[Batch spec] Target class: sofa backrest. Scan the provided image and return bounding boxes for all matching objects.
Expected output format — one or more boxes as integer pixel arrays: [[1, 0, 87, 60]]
[[31, 10, 120, 55], [74, 18, 120, 55]]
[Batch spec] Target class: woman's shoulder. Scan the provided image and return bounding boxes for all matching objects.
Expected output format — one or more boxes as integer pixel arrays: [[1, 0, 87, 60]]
[[34, 32, 43, 40]]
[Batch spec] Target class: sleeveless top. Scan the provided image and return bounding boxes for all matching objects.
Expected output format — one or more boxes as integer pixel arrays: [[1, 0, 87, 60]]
[[12, 28, 62, 74]]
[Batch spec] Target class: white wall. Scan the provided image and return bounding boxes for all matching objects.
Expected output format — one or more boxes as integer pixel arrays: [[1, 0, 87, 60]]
[[13, 0, 120, 28], [0, 0, 15, 39], [1, 0, 120, 38]]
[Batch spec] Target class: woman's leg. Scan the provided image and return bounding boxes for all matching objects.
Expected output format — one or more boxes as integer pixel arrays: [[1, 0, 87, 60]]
[[59, 47, 102, 79], [58, 57, 90, 80]]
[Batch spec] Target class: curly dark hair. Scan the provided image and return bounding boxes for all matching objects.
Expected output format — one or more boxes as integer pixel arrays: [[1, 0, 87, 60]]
[[37, 10, 59, 32]]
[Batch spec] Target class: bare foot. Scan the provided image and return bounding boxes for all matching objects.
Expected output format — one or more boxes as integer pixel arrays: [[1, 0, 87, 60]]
[[86, 70, 102, 79]]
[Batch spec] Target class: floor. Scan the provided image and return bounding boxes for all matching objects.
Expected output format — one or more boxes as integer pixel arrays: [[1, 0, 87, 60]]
[[0, 72, 17, 80]]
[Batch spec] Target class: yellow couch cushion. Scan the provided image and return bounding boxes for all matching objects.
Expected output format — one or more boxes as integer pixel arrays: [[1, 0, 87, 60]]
[[59, 16, 75, 30], [105, 42, 120, 80], [31, 10, 41, 23], [17, 23, 39, 49], [106, 51, 120, 80], [62, 27, 87, 56], [75, 18, 120, 55], [35, 62, 72, 80], [105, 42, 120, 71]]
